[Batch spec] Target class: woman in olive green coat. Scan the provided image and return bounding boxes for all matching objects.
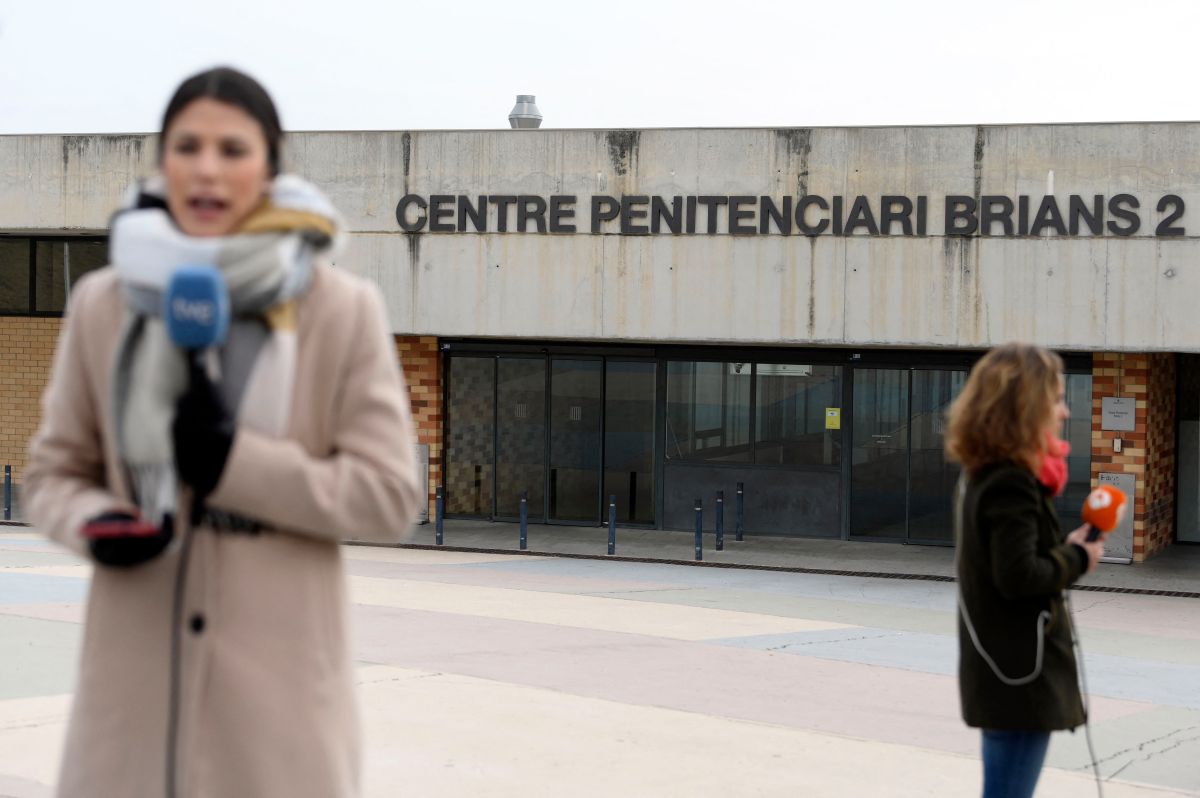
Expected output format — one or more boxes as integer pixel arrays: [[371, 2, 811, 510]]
[[945, 343, 1104, 798]]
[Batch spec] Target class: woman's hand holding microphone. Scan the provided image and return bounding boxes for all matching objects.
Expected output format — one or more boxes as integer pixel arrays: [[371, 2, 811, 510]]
[[172, 355, 235, 510], [1066, 525, 1105, 574], [86, 265, 235, 566], [1067, 484, 1128, 574], [85, 357, 233, 567]]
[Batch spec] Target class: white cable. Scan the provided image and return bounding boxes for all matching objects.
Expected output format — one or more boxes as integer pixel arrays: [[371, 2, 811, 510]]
[[954, 478, 1048, 686], [1066, 592, 1105, 798], [958, 594, 1050, 686]]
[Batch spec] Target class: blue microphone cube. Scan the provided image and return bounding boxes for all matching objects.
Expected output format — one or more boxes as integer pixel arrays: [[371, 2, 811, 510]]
[[164, 265, 230, 349]]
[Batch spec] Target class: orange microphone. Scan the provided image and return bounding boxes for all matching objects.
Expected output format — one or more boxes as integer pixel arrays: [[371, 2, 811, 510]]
[[1081, 485, 1128, 541]]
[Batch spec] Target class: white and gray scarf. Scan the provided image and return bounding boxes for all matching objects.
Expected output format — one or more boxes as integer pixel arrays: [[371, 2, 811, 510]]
[[109, 174, 343, 524]]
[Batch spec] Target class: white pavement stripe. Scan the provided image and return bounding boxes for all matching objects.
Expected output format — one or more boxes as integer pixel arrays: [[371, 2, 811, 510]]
[[357, 664, 1185, 798], [0, 695, 72, 792], [0, 565, 90, 579], [1, 675, 1184, 798], [349, 576, 855, 641]]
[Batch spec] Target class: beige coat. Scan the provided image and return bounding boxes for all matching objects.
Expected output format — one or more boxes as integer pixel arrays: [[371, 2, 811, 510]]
[[25, 264, 421, 798]]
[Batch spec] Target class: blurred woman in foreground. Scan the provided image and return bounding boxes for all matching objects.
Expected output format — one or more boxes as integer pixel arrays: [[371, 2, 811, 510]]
[[26, 67, 421, 797]]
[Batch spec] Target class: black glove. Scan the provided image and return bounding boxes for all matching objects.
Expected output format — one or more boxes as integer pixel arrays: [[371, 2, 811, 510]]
[[87, 512, 173, 568], [172, 355, 235, 502], [1070, 542, 1091, 573]]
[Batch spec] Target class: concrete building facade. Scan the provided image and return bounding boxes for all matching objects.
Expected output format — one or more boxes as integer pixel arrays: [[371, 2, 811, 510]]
[[3, 123, 1199, 560]]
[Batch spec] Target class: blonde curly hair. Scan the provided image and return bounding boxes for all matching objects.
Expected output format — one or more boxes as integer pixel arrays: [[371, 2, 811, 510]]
[[945, 342, 1063, 476]]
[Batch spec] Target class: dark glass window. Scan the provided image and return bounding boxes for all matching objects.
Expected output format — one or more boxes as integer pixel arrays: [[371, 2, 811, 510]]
[[35, 242, 68, 313], [445, 357, 496, 516], [665, 361, 751, 463], [0, 238, 107, 315], [850, 368, 911, 539], [909, 369, 968, 543], [0, 239, 31, 313], [754, 364, 842, 467], [496, 357, 547, 518], [549, 359, 602, 523], [604, 361, 657, 524], [1055, 373, 1094, 532]]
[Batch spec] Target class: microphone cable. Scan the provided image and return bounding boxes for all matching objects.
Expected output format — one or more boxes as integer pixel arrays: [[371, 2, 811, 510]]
[[954, 479, 1049, 686], [165, 505, 197, 798], [1065, 591, 1105, 798]]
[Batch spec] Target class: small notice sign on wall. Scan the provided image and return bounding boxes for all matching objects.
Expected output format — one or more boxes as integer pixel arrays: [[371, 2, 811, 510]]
[[1097, 472, 1135, 561], [825, 408, 841, 430], [1102, 397, 1136, 432]]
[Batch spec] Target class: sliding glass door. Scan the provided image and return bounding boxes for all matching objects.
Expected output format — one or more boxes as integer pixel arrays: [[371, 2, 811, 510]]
[[850, 369, 911, 540], [444, 348, 1088, 544], [445, 357, 495, 516], [549, 359, 602, 522], [604, 361, 657, 525], [446, 353, 658, 526], [850, 368, 965, 543], [496, 358, 547, 520], [908, 370, 967, 543]]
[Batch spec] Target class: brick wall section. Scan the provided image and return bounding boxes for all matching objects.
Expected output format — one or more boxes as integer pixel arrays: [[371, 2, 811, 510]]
[[2, 325, 443, 523], [0, 317, 62, 510], [395, 336, 442, 520], [1090, 353, 1176, 562], [1143, 354, 1176, 557]]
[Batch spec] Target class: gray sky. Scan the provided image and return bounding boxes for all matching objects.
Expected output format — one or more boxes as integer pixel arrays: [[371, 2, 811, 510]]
[[2, 0, 1199, 134]]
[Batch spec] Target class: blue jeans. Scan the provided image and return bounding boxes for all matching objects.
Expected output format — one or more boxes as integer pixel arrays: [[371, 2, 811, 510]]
[[981, 729, 1051, 798]]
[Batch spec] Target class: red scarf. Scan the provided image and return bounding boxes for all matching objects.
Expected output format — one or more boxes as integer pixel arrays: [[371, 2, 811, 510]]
[[1037, 435, 1071, 497]]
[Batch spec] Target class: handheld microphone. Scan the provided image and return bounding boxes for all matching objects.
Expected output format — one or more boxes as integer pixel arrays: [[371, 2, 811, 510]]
[[165, 264, 230, 530], [164, 264, 230, 353], [1081, 484, 1128, 542]]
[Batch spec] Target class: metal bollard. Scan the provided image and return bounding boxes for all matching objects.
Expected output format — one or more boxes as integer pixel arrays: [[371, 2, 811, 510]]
[[735, 482, 744, 542], [435, 486, 444, 545], [607, 495, 617, 555], [3, 465, 10, 521], [716, 490, 724, 551], [628, 472, 637, 522], [694, 498, 703, 561], [519, 491, 528, 550]]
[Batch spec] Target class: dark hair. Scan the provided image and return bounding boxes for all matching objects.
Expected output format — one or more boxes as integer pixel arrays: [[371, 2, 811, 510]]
[[159, 67, 284, 176]]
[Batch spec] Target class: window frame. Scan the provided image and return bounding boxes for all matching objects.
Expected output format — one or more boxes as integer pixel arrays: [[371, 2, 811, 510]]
[[753, 362, 844, 468], [0, 235, 108, 317], [665, 359, 846, 471], [665, 359, 755, 465]]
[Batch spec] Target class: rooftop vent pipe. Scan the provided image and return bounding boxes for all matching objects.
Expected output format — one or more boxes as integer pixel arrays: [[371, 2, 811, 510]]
[[508, 95, 542, 129]]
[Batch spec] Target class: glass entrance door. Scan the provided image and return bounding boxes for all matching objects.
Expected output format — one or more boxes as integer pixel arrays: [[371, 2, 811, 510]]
[[549, 359, 603, 522], [447, 353, 655, 526], [604, 361, 657, 525], [850, 369, 910, 540], [496, 357, 547, 520], [908, 370, 966, 543], [850, 368, 965, 542], [445, 356, 495, 516]]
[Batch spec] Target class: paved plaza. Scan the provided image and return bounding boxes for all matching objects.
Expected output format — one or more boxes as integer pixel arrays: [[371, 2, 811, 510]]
[[0, 530, 1197, 796]]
